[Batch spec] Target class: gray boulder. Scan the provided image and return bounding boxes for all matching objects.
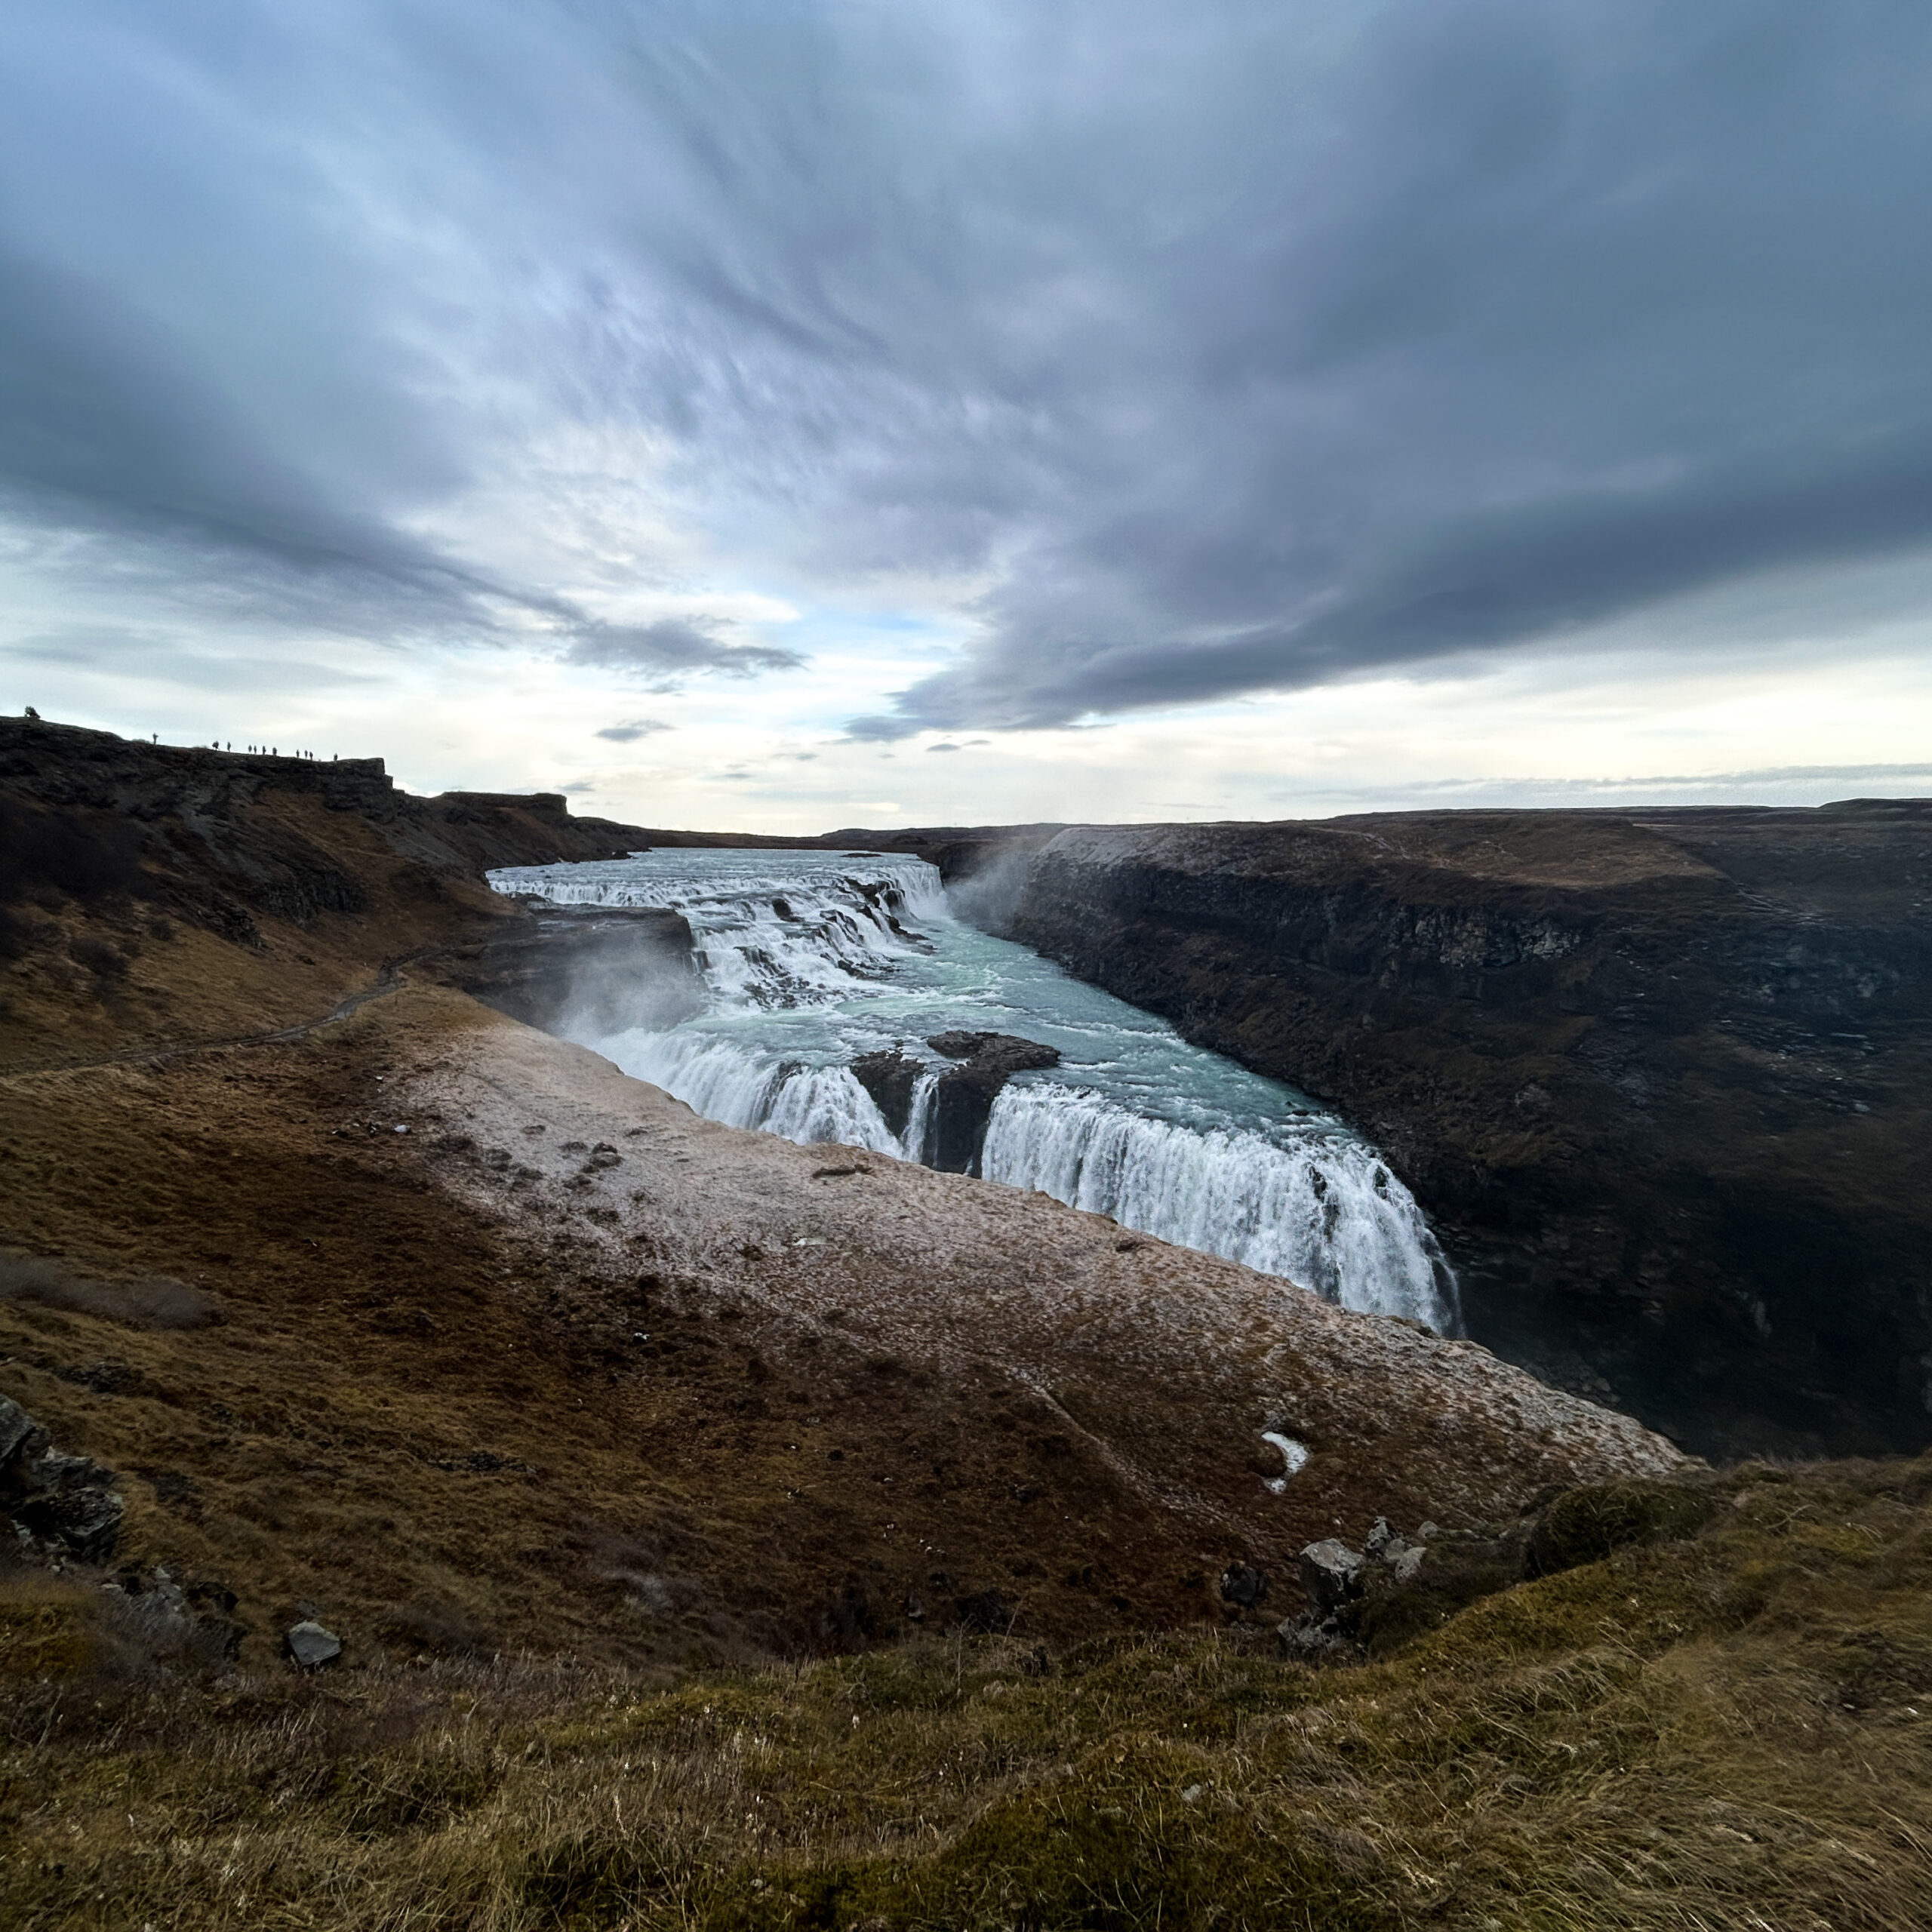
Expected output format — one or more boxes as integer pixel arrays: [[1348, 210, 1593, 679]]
[[1297, 1538, 1365, 1615], [1219, 1562, 1270, 1610], [1277, 1611, 1349, 1660], [285, 1620, 343, 1669], [1279, 1520, 1435, 1660], [1366, 1516, 1426, 1585]]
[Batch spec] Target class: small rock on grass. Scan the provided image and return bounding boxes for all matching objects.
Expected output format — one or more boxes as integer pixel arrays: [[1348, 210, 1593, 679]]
[[1219, 1562, 1269, 1609], [285, 1620, 343, 1669], [1298, 1539, 1365, 1614]]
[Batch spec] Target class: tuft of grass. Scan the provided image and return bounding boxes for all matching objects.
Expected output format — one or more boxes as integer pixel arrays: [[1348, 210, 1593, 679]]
[[1525, 1478, 1719, 1574], [2, 1454, 1930, 1927], [0, 1570, 100, 1681]]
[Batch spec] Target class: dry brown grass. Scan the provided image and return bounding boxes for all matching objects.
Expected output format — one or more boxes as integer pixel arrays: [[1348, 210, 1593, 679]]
[[4, 1454, 1929, 1930]]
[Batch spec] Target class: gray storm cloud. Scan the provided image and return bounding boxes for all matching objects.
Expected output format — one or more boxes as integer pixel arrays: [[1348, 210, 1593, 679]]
[[4, 1, 1931, 728]]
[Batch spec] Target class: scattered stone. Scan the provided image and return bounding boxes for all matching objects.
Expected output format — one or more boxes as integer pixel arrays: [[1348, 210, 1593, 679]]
[[1278, 1514, 1472, 1659], [102, 1565, 245, 1663], [1278, 1615, 1348, 1660], [1297, 1540, 1364, 1616], [1386, 1543, 1426, 1585], [285, 1620, 343, 1669], [1365, 1517, 1427, 1583]]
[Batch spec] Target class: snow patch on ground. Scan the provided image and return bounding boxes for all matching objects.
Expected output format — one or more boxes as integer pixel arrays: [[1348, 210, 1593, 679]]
[[1261, 1430, 1310, 1494]]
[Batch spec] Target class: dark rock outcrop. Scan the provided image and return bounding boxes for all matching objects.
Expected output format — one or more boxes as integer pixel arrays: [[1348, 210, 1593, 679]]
[[1218, 1561, 1271, 1611], [851, 1048, 923, 1143], [850, 1032, 1062, 1170], [1297, 1539, 1366, 1617], [1004, 808, 1932, 1461], [0, 715, 653, 963], [1, 1395, 124, 1562], [103, 1566, 246, 1663], [927, 1032, 1061, 1174]]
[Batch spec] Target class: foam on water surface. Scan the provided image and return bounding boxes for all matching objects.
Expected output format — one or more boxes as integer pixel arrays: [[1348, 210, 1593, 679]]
[[489, 849, 1459, 1331]]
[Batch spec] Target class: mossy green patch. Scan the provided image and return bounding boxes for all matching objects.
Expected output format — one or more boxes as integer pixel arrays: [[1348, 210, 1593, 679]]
[[1527, 1479, 1719, 1574]]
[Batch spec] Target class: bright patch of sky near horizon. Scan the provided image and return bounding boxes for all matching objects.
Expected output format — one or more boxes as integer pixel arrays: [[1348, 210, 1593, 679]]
[[4, 2, 1932, 829]]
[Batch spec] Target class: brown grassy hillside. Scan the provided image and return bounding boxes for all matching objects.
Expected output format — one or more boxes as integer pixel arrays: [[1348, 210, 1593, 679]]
[[5, 1449, 1929, 1930], [4, 720, 1927, 1928]]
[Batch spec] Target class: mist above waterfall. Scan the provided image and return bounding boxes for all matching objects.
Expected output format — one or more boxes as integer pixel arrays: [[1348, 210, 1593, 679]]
[[488, 850, 1458, 1331], [943, 841, 1039, 937]]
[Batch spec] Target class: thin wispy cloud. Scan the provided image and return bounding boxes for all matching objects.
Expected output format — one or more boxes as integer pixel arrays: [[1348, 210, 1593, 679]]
[[595, 716, 675, 743]]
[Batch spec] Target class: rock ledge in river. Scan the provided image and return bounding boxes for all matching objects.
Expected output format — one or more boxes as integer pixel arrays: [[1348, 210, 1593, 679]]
[[851, 1032, 1063, 1172]]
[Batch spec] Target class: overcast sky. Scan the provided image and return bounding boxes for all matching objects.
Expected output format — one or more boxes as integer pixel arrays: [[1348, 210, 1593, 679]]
[[4, 1, 1931, 828]]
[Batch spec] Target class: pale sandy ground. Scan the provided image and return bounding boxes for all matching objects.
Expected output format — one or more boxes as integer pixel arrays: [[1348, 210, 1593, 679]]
[[411, 999, 1688, 1571]]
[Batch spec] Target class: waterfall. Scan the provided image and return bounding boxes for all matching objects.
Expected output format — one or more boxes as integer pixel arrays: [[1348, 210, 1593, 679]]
[[488, 848, 1460, 1331], [611, 1029, 911, 1158], [980, 1084, 1456, 1330], [494, 851, 946, 1011]]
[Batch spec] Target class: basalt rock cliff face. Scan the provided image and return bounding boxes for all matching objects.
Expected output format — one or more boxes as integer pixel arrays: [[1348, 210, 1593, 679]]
[[1001, 808, 1932, 1463], [853, 1031, 1063, 1172]]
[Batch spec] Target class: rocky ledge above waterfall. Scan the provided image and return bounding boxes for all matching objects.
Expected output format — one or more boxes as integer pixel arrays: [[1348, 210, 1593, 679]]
[[852, 1030, 1062, 1174]]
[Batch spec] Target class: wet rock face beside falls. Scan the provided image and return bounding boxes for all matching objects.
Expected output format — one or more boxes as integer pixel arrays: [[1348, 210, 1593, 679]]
[[457, 905, 703, 1039], [851, 1031, 1062, 1174]]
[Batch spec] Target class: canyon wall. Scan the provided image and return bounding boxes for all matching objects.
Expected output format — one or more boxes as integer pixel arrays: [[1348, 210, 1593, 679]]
[[1001, 806, 1932, 1461]]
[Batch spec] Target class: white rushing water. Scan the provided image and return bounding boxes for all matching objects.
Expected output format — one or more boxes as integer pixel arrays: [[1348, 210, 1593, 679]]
[[488, 849, 1459, 1331]]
